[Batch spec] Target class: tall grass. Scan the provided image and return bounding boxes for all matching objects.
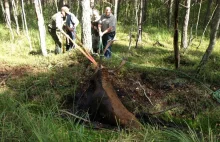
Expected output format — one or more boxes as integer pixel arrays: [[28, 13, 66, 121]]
[[0, 8, 219, 141]]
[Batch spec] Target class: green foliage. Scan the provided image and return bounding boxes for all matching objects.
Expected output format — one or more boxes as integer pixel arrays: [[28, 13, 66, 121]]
[[0, 1, 220, 141]]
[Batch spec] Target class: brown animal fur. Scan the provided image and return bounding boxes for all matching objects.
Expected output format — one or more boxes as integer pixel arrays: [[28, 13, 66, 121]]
[[90, 68, 141, 129]]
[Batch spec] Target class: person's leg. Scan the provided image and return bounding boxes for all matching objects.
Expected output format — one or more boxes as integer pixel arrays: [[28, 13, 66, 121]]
[[66, 31, 72, 51], [48, 28, 62, 54], [102, 34, 108, 55], [104, 32, 115, 58], [92, 35, 99, 53]]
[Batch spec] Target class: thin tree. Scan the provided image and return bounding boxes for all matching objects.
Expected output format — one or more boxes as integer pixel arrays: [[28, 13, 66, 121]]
[[197, 2, 220, 73], [55, 0, 58, 12], [21, 0, 32, 51], [174, 0, 180, 69], [81, 0, 92, 51], [1, 0, 14, 40], [195, 0, 202, 37], [167, 0, 173, 29], [197, 5, 218, 49], [114, 0, 118, 39], [34, 0, 47, 56], [203, 0, 213, 28], [76, 0, 80, 18], [142, 0, 148, 24], [12, 0, 20, 35], [181, 0, 191, 49], [135, 0, 143, 48]]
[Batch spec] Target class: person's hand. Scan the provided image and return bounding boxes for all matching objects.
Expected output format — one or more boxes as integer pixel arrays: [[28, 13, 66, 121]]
[[99, 31, 103, 37]]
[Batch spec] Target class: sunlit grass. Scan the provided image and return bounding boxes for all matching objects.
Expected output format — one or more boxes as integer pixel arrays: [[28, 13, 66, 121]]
[[0, 16, 220, 141]]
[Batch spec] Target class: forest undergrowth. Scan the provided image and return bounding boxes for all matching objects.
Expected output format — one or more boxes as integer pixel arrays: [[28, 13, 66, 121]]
[[0, 22, 220, 141]]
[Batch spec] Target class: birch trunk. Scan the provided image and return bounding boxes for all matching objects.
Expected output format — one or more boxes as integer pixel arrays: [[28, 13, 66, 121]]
[[195, 0, 202, 37], [12, 0, 20, 35], [81, 0, 92, 51], [21, 0, 32, 51], [203, 0, 213, 28], [135, 0, 143, 48], [181, 0, 191, 49], [167, 0, 173, 29], [114, 0, 118, 39], [2, 0, 14, 40], [34, 0, 47, 56]]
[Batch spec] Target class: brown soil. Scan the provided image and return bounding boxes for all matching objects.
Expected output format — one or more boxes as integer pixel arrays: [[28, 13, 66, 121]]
[[0, 63, 47, 86]]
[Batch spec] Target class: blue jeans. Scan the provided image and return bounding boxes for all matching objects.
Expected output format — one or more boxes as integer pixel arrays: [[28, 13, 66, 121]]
[[102, 31, 115, 58]]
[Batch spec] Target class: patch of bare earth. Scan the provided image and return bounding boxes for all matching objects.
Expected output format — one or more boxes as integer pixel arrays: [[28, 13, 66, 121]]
[[0, 63, 47, 87], [103, 69, 216, 120]]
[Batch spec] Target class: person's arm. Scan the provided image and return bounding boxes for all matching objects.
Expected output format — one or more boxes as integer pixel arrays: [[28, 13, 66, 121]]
[[56, 15, 66, 34], [71, 13, 79, 28], [98, 22, 102, 36], [56, 15, 70, 39], [101, 27, 113, 35]]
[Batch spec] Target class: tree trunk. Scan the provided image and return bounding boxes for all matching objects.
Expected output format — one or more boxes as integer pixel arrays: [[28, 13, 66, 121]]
[[34, 0, 47, 56], [167, 0, 173, 29], [135, 0, 139, 27], [181, 0, 191, 49], [55, 0, 58, 12], [81, 0, 92, 51], [114, 0, 118, 20], [0, 0, 14, 40], [135, 0, 143, 48], [21, 0, 33, 51], [76, 0, 80, 18], [114, 0, 118, 39], [203, 0, 213, 28], [197, 2, 220, 73], [58, 0, 63, 9], [142, 0, 148, 24], [195, 0, 202, 37], [174, 0, 180, 69], [12, 0, 20, 35]]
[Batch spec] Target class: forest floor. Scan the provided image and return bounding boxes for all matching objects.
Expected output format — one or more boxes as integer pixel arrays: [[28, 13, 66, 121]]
[[0, 23, 220, 141], [0, 51, 219, 131]]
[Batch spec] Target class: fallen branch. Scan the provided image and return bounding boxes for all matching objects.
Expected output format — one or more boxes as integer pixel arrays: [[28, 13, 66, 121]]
[[129, 79, 154, 106], [136, 81, 154, 106], [151, 104, 180, 115], [59, 110, 90, 123]]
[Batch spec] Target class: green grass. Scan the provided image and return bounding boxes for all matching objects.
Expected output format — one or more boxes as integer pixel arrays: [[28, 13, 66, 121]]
[[0, 17, 220, 141]]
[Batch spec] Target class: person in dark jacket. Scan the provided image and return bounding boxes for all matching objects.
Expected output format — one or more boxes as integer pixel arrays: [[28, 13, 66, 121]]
[[91, 9, 101, 53]]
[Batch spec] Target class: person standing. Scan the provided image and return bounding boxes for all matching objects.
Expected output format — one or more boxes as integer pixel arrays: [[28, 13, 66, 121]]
[[63, 5, 79, 51], [48, 7, 69, 54], [98, 7, 116, 58], [91, 9, 101, 53]]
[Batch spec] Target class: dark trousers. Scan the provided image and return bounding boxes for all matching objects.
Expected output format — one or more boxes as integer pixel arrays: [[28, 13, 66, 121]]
[[66, 30, 76, 51], [48, 28, 62, 54], [102, 31, 115, 58]]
